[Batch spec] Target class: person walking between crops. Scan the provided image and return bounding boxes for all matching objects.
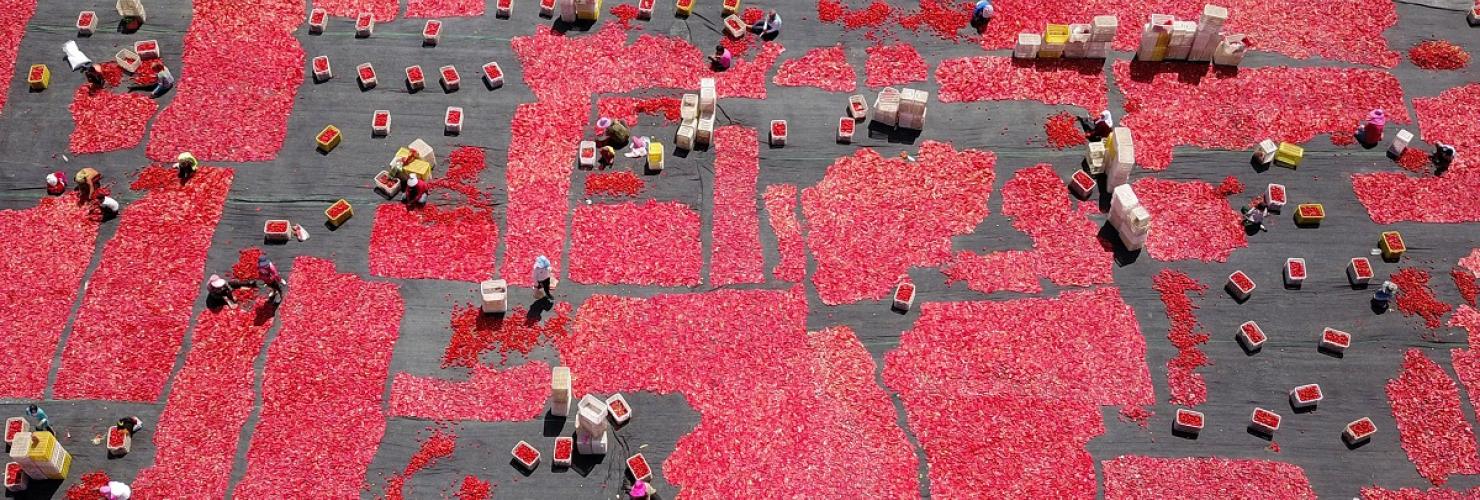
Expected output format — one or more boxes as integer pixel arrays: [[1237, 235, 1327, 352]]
[[46, 170, 67, 196], [26, 404, 54, 433], [750, 10, 781, 39], [709, 45, 733, 72], [75, 167, 101, 203], [533, 255, 555, 300], [404, 174, 430, 206], [259, 256, 286, 306]]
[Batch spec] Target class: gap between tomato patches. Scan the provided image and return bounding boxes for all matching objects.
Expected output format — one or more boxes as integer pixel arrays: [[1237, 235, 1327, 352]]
[[0, 194, 99, 399], [53, 166, 234, 402], [132, 248, 274, 499], [553, 288, 919, 497], [233, 257, 403, 498]]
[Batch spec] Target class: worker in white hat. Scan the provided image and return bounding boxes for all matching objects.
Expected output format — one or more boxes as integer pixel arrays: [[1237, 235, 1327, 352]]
[[45, 170, 66, 195], [404, 174, 429, 206], [207, 274, 238, 309], [100, 196, 120, 218], [99, 480, 132, 500]]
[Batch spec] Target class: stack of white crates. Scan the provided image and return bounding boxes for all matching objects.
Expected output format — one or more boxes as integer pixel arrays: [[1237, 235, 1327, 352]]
[[1089, 16, 1116, 58], [1138, 14, 1174, 62], [684, 78, 715, 148], [1212, 34, 1248, 66], [1140, 5, 1244, 66], [1189, 5, 1227, 62], [1014, 34, 1041, 58], [1014, 17, 1116, 60], [551, 367, 572, 417], [1105, 126, 1135, 188], [7, 431, 71, 481], [896, 88, 928, 131], [873, 87, 901, 127], [575, 394, 610, 455], [1109, 185, 1152, 251]]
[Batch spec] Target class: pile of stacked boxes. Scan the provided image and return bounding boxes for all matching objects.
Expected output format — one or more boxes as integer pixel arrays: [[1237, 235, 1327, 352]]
[[676, 78, 718, 150], [1014, 16, 1117, 59], [1109, 184, 1152, 251], [555, 0, 601, 22], [6, 430, 72, 491], [872, 87, 928, 131], [1138, 5, 1247, 66]]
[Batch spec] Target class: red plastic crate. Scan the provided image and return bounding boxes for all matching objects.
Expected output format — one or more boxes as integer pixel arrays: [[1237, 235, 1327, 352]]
[[1345, 417, 1376, 444], [1290, 384, 1323, 408], [627, 453, 652, 481], [445, 107, 464, 133], [1321, 328, 1351, 352], [355, 12, 374, 37], [512, 441, 540, 470], [308, 8, 327, 33], [77, 11, 97, 34], [1251, 407, 1281, 433], [1173, 408, 1204, 434], [357, 63, 377, 88], [1227, 271, 1255, 301], [1238, 321, 1266, 351], [483, 62, 504, 89], [406, 65, 425, 90], [893, 282, 915, 311], [553, 436, 574, 466], [4, 418, 24, 443], [440, 65, 460, 91], [134, 40, 160, 60], [1070, 170, 1096, 199]]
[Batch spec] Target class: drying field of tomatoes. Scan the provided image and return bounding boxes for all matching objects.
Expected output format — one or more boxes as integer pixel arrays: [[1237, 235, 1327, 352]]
[[0, 0, 1478, 498]]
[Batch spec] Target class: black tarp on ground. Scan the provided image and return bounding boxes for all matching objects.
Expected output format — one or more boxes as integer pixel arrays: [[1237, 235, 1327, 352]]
[[1, 0, 1479, 498]]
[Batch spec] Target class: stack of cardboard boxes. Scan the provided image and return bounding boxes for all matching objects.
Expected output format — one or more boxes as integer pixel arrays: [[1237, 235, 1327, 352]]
[[1014, 17, 1117, 60]]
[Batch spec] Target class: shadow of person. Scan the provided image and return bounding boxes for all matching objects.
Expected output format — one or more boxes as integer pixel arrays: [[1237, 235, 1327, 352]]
[[527, 297, 554, 323]]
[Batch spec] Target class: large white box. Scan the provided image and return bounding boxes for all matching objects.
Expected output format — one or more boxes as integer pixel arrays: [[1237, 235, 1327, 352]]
[[1014, 33, 1042, 59], [480, 279, 508, 314]]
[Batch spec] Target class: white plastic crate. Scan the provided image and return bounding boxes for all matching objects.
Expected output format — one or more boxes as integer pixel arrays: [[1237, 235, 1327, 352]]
[[423, 20, 441, 45], [134, 39, 160, 60], [440, 65, 460, 92], [405, 65, 425, 91], [355, 12, 374, 38], [307, 8, 327, 34], [445, 106, 464, 134], [482, 62, 504, 89], [371, 110, 391, 137], [311, 55, 332, 83], [77, 11, 98, 36]]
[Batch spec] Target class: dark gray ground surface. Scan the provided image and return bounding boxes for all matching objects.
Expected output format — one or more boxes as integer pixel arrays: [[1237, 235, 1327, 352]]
[[2, 0, 1479, 498]]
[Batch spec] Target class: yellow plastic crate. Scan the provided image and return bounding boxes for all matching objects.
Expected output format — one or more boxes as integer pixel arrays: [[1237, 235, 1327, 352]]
[[26, 64, 49, 91], [647, 142, 665, 170], [1039, 50, 1063, 59], [402, 159, 432, 182], [1379, 231, 1406, 260], [326, 199, 353, 226], [1275, 142, 1303, 169], [24, 431, 57, 463], [1294, 203, 1324, 226], [676, 0, 693, 16], [315, 125, 342, 153], [577, 0, 601, 21], [54, 451, 71, 480], [1044, 24, 1070, 45], [722, 0, 740, 16]]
